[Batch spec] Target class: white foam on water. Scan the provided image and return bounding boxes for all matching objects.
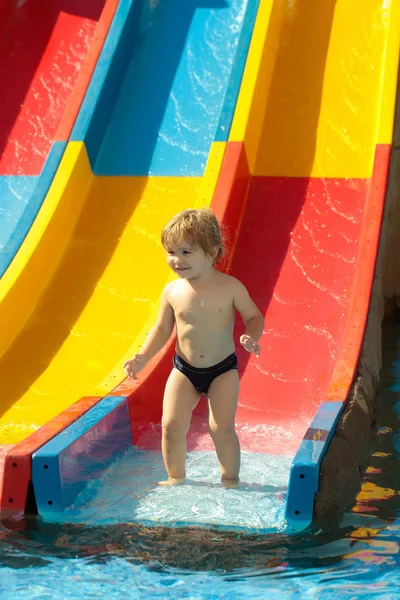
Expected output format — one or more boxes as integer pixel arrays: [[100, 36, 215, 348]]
[[56, 449, 291, 533]]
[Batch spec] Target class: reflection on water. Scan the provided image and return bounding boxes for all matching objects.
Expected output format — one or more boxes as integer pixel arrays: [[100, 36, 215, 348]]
[[343, 318, 400, 570], [1, 316, 400, 598]]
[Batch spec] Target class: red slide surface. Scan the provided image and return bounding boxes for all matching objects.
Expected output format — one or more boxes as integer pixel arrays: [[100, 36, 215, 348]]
[[0, 0, 110, 175]]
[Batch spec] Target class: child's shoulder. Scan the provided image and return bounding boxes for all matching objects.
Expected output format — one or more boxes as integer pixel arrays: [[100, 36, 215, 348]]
[[163, 279, 182, 297], [215, 272, 246, 291]]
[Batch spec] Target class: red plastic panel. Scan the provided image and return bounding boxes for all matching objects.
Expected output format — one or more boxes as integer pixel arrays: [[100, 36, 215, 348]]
[[325, 145, 391, 401], [228, 150, 390, 455], [0, 444, 13, 508], [231, 173, 365, 448], [0, 396, 102, 513], [232, 174, 364, 416], [0, 0, 13, 28], [112, 341, 175, 444], [213, 142, 250, 267], [0, 0, 107, 175], [55, 0, 119, 141]]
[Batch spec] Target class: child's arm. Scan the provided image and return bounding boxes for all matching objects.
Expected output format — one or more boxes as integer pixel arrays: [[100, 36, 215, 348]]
[[124, 284, 175, 379], [233, 280, 264, 356]]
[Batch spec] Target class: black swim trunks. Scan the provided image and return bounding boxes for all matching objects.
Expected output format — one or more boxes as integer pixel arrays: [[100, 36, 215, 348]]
[[173, 353, 238, 396]]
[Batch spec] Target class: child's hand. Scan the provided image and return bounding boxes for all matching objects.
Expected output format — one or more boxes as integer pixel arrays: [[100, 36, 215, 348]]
[[240, 334, 260, 357], [123, 354, 148, 379]]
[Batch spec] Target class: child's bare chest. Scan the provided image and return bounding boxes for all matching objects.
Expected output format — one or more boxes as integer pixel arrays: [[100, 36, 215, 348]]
[[171, 290, 234, 328]]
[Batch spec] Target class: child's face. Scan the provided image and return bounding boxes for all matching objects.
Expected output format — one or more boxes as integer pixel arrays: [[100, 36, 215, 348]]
[[165, 241, 214, 280]]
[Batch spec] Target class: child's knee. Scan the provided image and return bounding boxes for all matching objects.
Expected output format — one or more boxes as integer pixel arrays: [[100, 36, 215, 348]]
[[208, 422, 236, 439], [162, 417, 187, 438]]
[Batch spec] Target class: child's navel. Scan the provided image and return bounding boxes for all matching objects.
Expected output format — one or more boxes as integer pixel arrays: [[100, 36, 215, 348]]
[[200, 354, 204, 359]]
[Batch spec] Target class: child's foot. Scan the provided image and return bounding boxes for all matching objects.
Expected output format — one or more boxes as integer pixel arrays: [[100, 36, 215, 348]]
[[158, 477, 186, 487], [221, 478, 240, 489]]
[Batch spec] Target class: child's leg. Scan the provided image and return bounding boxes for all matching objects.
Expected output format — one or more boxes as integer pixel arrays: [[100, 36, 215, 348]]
[[207, 370, 240, 484], [159, 368, 200, 485]]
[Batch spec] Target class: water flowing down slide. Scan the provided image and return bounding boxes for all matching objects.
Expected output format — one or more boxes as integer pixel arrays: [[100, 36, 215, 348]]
[[0, 0, 119, 499], [0, 0, 118, 275], [0, 0, 259, 515], [1, 0, 400, 532]]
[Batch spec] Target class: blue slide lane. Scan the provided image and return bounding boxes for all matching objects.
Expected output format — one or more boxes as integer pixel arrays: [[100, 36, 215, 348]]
[[72, 0, 258, 176], [0, 142, 66, 277], [32, 396, 132, 517], [215, 0, 259, 141]]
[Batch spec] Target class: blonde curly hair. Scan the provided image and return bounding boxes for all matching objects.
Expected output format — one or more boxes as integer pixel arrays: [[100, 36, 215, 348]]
[[161, 208, 224, 264]]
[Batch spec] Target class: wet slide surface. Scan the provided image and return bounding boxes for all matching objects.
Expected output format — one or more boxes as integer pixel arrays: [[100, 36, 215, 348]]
[[114, 0, 398, 456], [0, 0, 112, 275], [236, 0, 397, 436], [223, 0, 398, 528], [43, 0, 399, 532], [93, 0, 242, 176], [0, 0, 254, 471], [0, 0, 105, 175], [1, 0, 399, 532], [0, 0, 117, 493]]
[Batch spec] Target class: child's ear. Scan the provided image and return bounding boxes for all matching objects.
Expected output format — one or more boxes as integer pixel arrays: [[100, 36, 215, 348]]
[[210, 246, 221, 264]]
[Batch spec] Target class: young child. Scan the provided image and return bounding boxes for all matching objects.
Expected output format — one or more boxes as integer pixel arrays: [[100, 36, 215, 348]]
[[124, 209, 264, 487]]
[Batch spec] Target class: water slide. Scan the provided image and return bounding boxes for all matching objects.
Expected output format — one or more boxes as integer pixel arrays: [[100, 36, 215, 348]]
[[0, 0, 118, 496], [0, 0, 259, 513], [1, 0, 399, 533]]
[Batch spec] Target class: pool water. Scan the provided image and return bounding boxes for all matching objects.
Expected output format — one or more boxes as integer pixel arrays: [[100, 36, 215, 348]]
[[1, 315, 400, 599], [53, 450, 290, 532]]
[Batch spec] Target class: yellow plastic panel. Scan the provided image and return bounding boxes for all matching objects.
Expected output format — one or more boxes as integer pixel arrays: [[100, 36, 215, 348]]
[[0, 143, 92, 359], [0, 174, 200, 444], [95, 142, 226, 391], [230, 0, 285, 168], [196, 142, 226, 207], [376, 0, 400, 144], [232, 0, 400, 178]]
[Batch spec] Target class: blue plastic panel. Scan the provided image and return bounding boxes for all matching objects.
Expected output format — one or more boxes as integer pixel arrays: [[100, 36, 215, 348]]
[[285, 401, 344, 531], [215, 0, 260, 141], [71, 0, 257, 176], [309, 401, 345, 432], [32, 396, 132, 517], [0, 142, 66, 277], [71, 0, 139, 165]]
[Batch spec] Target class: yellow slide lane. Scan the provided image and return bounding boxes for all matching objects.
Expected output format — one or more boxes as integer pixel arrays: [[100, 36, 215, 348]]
[[0, 143, 224, 444], [232, 0, 400, 177]]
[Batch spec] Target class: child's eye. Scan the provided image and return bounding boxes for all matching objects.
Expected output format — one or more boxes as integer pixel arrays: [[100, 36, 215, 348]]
[[167, 251, 174, 255], [183, 250, 191, 255]]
